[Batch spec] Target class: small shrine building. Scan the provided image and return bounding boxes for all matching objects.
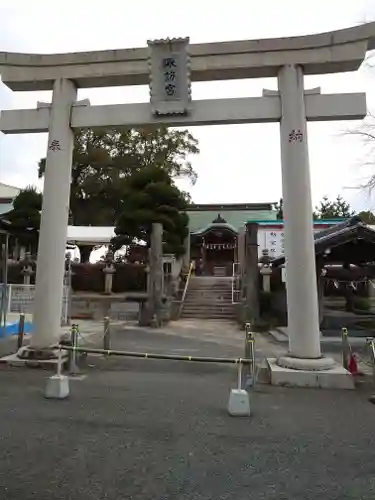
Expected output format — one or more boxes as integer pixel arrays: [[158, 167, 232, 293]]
[[186, 203, 276, 276]]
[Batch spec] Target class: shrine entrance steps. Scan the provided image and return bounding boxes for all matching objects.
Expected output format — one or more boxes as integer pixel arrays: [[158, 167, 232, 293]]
[[181, 276, 236, 320]]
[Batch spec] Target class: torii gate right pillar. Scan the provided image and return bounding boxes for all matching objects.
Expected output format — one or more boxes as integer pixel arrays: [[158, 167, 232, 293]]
[[274, 64, 337, 373]]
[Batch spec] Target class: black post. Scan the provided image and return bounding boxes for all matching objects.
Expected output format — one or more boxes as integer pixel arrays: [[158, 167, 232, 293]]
[[0, 233, 9, 336], [103, 316, 110, 351], [17, 313, 25, 350]]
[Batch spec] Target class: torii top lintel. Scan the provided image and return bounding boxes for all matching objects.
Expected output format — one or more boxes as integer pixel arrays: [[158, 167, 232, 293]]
[[1, 22, 375, 91]]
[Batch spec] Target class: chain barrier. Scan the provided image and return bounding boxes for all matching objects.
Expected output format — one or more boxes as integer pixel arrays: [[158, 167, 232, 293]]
[[59, 344, 253, 365], [50, 343, 253, 415], [48, 319, 255, 415], [341, 327, 373, 376], [63, 319, 256, 392], [340, 328, 375, 404]]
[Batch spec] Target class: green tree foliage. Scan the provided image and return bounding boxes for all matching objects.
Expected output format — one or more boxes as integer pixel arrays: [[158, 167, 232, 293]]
[[313, 195, 355, 219], [6, 186, 42, 250], [274, 198, 283, 220], [274, 195, 354, 220], [38, 127, 199, 226], [111, 166, 189, 257], [357, 210, 375, 224]]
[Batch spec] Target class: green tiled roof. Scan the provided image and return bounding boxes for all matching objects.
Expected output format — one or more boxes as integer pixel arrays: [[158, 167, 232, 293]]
[[188, 209, 276, 233]]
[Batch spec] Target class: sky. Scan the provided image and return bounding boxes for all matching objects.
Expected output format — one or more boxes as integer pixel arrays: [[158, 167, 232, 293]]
[[1, 0, 375, 213]]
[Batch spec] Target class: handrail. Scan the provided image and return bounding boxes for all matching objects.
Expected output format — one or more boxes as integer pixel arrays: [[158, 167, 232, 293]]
[[231, 263, 235, 304], [178, 261, 194, 319], [231, 262, 241, 304]]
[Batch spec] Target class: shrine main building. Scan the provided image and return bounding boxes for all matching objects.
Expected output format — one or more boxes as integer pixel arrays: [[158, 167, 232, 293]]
[[185, 202, 276, 276]]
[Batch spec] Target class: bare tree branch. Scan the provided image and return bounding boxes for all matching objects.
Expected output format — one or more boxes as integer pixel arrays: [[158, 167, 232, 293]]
[[343, 110, 375, 190], [341, 19, 375, 191]]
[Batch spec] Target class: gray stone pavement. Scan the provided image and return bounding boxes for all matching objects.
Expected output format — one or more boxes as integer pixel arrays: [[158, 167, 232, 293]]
[[1, 354, 375, 498], [1, 317, 372, 372], [1, 319, 375, 499], [72, 318, 373, 373]]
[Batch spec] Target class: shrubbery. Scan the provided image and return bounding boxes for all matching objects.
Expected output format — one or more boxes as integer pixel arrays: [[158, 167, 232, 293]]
[[5, 262, 147, 293]]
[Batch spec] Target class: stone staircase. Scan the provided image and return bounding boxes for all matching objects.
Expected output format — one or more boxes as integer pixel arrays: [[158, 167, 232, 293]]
[[181, 276, 236, 320]]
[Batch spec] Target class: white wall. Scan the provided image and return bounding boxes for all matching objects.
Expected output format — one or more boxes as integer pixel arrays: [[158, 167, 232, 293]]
[[0, 182, 20, 198]]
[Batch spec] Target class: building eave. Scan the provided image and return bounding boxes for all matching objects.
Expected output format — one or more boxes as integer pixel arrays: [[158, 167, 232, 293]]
[[186, 202, 276, 212], [272, 216, 375, 267], [191, 222, 238, 236]]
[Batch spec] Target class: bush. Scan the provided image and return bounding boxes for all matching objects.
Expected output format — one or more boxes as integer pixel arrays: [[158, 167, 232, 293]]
[[112, 263, 147, 293], [6, 263, 36, 284], [352, 296, 371, 312], [71, 263, 104, 293], [71, 263, 146, 293], [5, 261, 147, 293]]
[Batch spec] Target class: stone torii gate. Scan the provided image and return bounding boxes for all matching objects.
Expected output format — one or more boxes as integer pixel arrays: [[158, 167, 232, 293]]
[[0, 23, 374, 384]]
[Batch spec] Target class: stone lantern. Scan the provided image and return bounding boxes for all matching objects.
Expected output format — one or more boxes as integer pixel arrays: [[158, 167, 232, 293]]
[[102, 250, 116, 295], [259, 249, 272, 293], [259, 248, 272, 267], [21, 252, 34, 286], [64, 252, 73, 287]]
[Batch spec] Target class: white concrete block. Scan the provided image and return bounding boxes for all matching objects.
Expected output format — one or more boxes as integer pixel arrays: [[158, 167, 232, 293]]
[[44, 375, 70, 399], [228, 389, 251, 416], [267, 358, 354, 390]]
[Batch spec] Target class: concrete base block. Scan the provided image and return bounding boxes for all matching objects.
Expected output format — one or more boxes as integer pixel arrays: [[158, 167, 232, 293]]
[[17, 345, 61, 360], [277, 355, 336, 371], [0, 351, 68, 369], [227, 389, 251, 416], [267, 358, 354, 390], [44, 375, 70, 399]]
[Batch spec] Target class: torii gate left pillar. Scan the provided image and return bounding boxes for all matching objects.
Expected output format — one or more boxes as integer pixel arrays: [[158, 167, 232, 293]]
[[30, 79, 77, 352]]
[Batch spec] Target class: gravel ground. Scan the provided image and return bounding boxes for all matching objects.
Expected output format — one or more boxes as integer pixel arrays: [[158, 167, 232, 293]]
[[0, 323, 375, 499]]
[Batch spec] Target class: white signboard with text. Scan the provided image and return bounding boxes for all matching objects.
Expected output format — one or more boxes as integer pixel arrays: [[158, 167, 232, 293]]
[[258, 228, 285, 257], [258, 226, 323, 258]]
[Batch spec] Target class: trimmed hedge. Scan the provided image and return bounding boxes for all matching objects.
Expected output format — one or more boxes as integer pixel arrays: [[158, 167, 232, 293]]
[[71, 263, 147, 293], [6, 262, 36, 284], [71, 263, 104, 293], [5, 262, 147, 293]]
